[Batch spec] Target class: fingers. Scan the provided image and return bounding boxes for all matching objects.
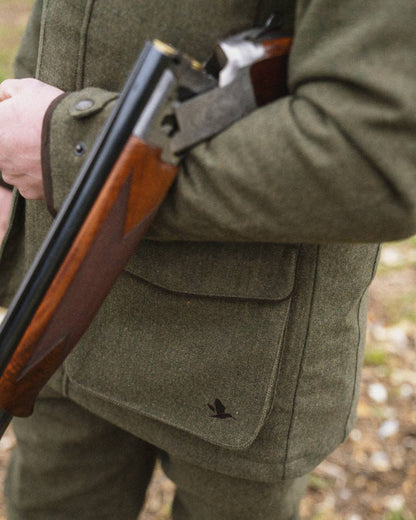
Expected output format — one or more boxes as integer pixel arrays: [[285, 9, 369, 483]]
[[2, 171, 45, 200], [0, 78, 40, 102], [0, 90, 11, 102], [0, 171, 15, 186], [0, 79, 20, 101]]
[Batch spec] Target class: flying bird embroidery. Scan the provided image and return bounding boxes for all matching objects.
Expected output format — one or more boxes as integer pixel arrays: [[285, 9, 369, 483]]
[[208, 399, 236, 420]]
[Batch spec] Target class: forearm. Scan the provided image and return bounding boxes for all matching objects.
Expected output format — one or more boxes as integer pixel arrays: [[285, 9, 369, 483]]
[[147, 0, 416, 243]]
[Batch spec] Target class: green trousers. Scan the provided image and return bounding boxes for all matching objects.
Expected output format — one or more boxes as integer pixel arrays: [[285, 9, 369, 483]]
[[4, 387, 309, 520]]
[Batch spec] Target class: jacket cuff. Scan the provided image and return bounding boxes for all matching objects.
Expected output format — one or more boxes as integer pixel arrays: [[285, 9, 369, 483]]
[[42, 92, 70, 217], [41, 88, 119, 216]]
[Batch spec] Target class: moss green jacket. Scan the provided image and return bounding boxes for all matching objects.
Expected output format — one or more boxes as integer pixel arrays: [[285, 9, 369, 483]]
[[1, 0, 415, 480]]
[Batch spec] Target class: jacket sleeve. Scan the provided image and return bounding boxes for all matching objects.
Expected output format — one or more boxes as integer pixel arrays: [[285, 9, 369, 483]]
[[44, 0, 416, 244]]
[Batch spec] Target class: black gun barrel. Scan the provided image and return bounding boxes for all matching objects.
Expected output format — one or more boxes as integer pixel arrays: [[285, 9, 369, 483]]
[[0, 42, 173, 374]]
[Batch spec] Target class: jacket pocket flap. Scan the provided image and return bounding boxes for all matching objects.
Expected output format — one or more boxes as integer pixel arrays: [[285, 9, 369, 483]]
[[65, 260, 295, 449], [64, 242, 299, 450], [125, 241, 298, 300]]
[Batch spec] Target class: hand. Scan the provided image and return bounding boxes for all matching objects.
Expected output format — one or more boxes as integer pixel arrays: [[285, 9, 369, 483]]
[[0, 78, 64, 200], [0, 186, 13, 242]]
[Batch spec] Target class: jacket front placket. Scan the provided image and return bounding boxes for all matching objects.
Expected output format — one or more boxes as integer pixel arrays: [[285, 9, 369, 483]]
[[36, 0, 95, 90]]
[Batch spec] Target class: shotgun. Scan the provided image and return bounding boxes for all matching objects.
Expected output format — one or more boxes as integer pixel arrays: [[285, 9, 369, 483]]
[[0, 19, 292, 435]]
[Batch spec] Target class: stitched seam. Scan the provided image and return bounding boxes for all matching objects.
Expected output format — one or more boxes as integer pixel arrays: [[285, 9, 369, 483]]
[[343, 244, 381, 438], [261, 263, 299, 428], [76, 0, 96, 90], [264, 245, 302, 425], [283, 245, 320, 479], [35, 0, 50, 79]]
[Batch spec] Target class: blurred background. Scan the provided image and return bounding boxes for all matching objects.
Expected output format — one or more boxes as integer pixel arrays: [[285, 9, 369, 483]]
[[0, 1, 415, 519]]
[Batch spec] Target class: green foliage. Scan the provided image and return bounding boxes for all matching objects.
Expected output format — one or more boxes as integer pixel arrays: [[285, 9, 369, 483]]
[[384, 511, 416, 520], [308, 474, 333, 491], [393, 295, 416, 325], [364, 346, 388, 366], [310, 514, 342, 520], [0, 1, 34, 80], [406, 236, 416, 249], [0, 25, 15, 77]]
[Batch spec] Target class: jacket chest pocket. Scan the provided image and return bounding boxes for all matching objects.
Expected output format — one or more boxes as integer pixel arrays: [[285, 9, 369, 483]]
[[65, 242, 299, 449]]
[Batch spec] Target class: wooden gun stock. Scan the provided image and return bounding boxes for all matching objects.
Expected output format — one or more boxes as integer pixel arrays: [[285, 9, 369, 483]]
[[0, 137, 176, 417], [251, 36, 292, 106]]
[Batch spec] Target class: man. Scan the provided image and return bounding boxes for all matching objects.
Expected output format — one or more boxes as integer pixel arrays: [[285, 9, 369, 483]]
[[0, 0, 415, 518]]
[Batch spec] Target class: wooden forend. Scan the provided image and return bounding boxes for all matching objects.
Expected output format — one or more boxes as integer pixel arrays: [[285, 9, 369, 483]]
[[0, 136, 177, 416]]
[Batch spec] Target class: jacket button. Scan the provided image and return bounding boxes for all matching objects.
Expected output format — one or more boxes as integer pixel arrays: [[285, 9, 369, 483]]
[[75, 99, 94, 111], [74, 142, 86, 156]]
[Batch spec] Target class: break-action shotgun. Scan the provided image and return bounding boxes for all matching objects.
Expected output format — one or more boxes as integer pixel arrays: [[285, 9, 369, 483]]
[[0, 18, 292, 436]]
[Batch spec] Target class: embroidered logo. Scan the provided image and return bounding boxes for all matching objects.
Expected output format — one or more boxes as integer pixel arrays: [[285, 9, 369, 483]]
[[208, 399, 236, 420]]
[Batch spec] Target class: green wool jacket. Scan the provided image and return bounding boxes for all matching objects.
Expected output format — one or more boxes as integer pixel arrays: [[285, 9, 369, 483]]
[[1, 0, 416, 480]]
